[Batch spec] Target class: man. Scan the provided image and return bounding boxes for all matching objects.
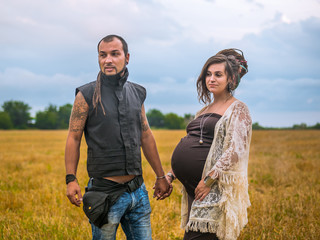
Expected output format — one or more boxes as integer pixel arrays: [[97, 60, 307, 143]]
[[65, 35, 170, 240]]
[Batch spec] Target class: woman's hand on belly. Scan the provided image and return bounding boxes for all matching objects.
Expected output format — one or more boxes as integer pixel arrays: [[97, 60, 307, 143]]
[[194, 179, 211, 201]]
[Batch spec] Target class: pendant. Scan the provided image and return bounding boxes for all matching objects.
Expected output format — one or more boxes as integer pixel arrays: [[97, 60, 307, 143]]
[[199, 139, 203, 144]]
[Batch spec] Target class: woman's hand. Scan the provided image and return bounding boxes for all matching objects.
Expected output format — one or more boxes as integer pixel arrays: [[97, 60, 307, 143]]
[[194, 179, 211, 201], [153, 176, 173, 200], [156, 171, 175, 200], [160, 175, 173, 200]]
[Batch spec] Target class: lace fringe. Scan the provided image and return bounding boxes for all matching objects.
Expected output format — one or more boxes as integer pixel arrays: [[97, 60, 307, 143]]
[[212, 168, 247, 185], [186, 218, 239, 240], [186, 220, 219, 234], [184, 170, 250, 240], [186, 213, 246, 240], [180, 186, 189, 228]]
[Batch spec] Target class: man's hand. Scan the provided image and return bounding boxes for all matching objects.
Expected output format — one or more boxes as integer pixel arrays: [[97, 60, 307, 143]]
[[66, 181, 83, 207], [194, 179, 211, 201], [153, 178, 170, 200], [160, 175, 174, 200], [154, 175, 173, 200], [65, 92, 88, 207], [140, 104, 172, 200]]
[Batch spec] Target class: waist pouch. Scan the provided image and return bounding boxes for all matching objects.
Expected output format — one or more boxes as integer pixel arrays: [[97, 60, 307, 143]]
[[83, 175, 143, 228]]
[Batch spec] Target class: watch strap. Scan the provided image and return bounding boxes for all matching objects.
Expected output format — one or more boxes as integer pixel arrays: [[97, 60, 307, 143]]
[[204, 176, 216, 187], [66, 174, 77, 185]]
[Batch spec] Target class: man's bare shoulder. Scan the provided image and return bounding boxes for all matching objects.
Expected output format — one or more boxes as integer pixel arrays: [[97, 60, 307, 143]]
[[69, 92, 89, 133]]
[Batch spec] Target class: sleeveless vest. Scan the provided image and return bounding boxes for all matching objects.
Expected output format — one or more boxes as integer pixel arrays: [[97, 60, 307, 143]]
[[76, 69, 146, 178]]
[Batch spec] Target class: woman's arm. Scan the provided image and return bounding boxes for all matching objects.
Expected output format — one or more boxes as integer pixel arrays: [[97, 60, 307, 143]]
[[208, 103, 252, 180], [195, 102, 252, 200]]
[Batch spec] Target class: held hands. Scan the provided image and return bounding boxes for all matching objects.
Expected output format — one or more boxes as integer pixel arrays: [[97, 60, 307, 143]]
[[153, 176, 173, 200], [66, 181, 83, 207], [195, 179, 211, 201], [156, 173, 175, 200], [159, 175, 174, 200]]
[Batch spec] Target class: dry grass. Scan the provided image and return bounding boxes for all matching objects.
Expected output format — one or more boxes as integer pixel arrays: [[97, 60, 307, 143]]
[[0, 130, 319, 239]]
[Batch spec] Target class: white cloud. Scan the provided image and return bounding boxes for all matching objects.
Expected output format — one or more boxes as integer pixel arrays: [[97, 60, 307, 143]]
[[0, 68, 94, 115], [0, 0, 320, 127], [2, 0, 318, 52], [0, 68, 88, 88], [237, 77, 320, 114], [138, 76, 196, 95], [0, 0, 180, 47], [229, 17, 320, 80], [154, 0, 320, 43], [258, 0, 320, 22]]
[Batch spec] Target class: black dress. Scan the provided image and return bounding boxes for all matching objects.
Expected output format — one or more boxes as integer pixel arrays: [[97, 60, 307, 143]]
[[171, 113, 221, 240]]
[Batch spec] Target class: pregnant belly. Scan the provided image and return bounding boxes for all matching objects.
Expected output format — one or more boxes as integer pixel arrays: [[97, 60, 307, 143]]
[[171, 136, 211, 197]]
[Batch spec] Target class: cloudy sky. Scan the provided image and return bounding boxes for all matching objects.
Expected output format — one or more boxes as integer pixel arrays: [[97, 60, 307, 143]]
[[1, 0, 319, 127]]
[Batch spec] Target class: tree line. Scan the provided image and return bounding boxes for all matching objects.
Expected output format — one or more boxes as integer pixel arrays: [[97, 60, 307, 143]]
[[0, 100, 72, 129], [251, 122, 320, 130], [0, 100, 319, 130], [0, 100, 193, 130]]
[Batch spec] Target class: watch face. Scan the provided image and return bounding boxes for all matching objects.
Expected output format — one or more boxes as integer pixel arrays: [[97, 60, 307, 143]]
[[204, 176, 215, 187]]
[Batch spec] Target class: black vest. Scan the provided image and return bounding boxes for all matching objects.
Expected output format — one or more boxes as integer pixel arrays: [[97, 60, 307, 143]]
[[76, 69, 146, 178]]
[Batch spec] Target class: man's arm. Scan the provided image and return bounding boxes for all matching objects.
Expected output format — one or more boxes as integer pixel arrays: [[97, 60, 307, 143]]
[[140, 104, 171, 200], [65, 91, 89, 207]]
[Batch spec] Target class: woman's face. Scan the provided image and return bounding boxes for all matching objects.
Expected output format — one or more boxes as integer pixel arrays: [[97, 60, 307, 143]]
[[205, 63, 229, 95]]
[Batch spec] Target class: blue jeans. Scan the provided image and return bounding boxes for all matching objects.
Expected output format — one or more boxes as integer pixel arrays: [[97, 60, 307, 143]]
[[89, 181, 152, 240]]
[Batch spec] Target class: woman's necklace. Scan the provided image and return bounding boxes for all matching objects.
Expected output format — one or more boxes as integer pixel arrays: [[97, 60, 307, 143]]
[[198, 96, 232, 144], [199, 112, 215, 144], [199, 94, 232, 145]]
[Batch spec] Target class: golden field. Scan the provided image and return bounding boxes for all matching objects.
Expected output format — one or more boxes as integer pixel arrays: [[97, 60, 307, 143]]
[[0, 130, 319, 240]]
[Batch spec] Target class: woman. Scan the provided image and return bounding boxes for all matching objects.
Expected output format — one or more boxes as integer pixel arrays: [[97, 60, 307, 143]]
[[166, 49, 252, 240]]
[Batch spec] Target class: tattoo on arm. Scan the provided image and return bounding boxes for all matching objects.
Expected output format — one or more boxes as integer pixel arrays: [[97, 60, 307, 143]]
[[141, 112, 150, 132], [69, 93, 89, 132]]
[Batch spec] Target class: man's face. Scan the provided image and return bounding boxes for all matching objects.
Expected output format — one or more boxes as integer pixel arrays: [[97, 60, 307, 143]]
[[98, 38, 129, 76]]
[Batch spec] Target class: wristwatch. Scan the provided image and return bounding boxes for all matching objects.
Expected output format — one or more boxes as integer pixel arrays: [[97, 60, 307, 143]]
[[167, 172, 176, 181], [203, 176, 216, 187], [66, 174, 77, 185]]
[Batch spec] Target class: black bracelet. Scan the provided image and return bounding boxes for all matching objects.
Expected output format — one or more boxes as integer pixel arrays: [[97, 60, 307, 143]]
[[66, 174, 77, 185]]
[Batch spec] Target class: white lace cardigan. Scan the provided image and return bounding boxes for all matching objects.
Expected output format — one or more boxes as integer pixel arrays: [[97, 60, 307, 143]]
[[181, 100, 252, 240]]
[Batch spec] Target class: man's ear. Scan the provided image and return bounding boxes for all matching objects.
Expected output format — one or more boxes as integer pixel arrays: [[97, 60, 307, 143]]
[[126, 53, 130, 65]]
